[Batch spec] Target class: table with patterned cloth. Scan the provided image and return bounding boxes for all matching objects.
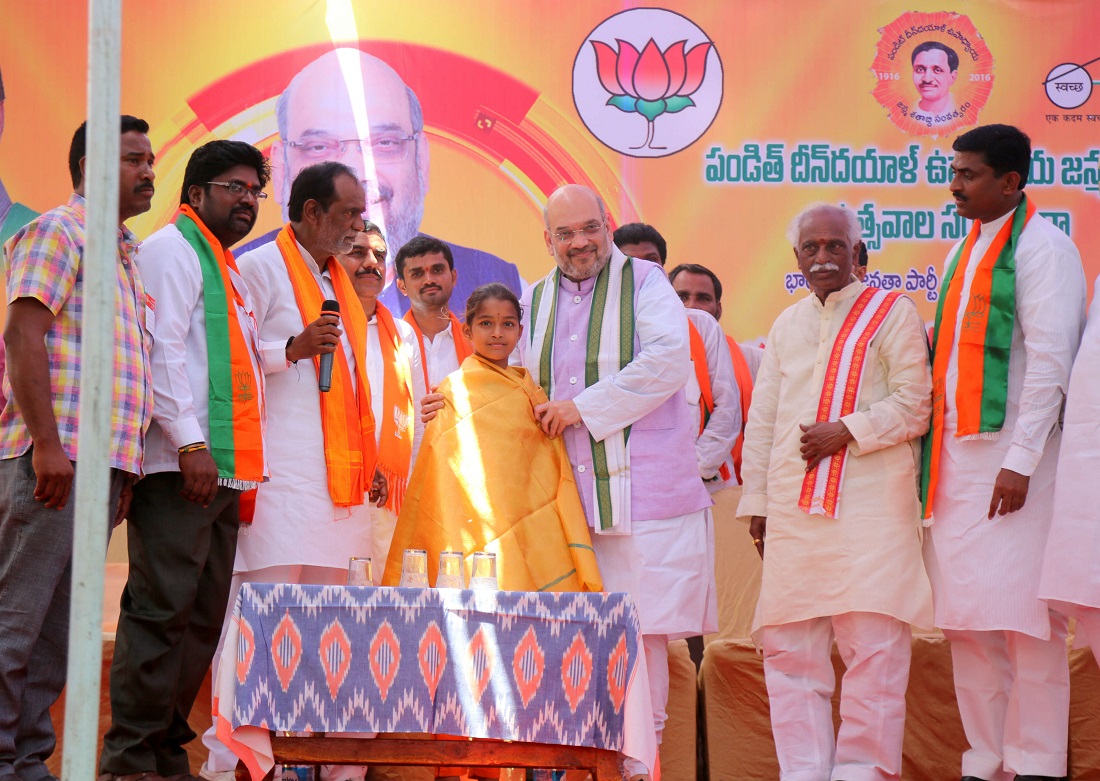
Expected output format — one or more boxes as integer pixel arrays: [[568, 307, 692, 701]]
[[213, 584, 655, 780]]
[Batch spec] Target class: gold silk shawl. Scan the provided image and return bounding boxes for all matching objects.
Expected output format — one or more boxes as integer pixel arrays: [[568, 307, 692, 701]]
[[383, 354, 602, 592]]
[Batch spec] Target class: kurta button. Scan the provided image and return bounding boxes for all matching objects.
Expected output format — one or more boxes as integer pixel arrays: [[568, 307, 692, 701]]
[[573, 422, 581, 429], [569, 376, 578, 385], [570, 334, 578, 342], [578, 464, 587, 472], [573, 295, 582, 303]]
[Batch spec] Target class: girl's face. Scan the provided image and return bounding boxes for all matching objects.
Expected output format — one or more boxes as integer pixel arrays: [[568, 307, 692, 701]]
[[463, 297, 522, 369]]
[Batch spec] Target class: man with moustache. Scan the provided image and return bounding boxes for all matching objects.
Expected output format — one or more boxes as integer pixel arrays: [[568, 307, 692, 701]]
[[336, 222, 425, 580], [396, 236, 472, 389], [521, 184, 715, 781], [238, 48, 521, 315], [923, 124, 1086, 781], [99, 140, 270, 781], [201, 161, 384, 781], [667, 262, 764, 384], [738, 203, 933, 781], [0, 116, 154, 781], [909, 41, 960, 126]]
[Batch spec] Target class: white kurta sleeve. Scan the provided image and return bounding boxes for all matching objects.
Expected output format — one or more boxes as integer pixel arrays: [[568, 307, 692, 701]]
[[136, 232, 205, 449], [740, 342, 765, 382], [841, 297, 933, 456], [401, 320, 428, 466], [1000, 229, 1086, 476], [737, 319, 783, 519], [573, 268, 691, 442], [238, 248, 292, 376], [691, 311, 741, 479]]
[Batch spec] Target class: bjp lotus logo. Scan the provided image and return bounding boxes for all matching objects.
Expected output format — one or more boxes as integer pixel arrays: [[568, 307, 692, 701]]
[[574, 9, 723, 158], [592, 39, 713, 150]]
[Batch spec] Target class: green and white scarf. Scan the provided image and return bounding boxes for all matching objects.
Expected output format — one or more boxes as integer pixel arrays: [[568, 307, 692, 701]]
[[529, 255, 635, 534]]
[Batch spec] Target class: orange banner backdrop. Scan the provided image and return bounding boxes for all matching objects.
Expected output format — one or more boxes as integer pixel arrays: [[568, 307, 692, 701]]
[[1, 0, 1097, 340]]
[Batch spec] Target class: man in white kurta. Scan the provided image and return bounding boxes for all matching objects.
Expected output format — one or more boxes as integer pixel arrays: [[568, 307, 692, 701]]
[[102, 142, 270, 780], [396, 236, 472, 389], [610, 228, 742, 494], [202, 163, 381, 781], [520, 185, 714, 781], [738, 204, 933, 781], [1039, 272, 1100, 659], [337, 224, 426, 580], [684, 308, 741, 493], [922, 125, 1086, 781]]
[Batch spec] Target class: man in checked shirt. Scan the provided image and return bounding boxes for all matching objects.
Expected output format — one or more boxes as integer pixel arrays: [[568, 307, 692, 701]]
[[0, 115, 155, 781]]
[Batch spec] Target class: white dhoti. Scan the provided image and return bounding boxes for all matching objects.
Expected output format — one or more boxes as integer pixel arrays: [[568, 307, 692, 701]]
[[593, 510, 717, 639], [596, 510, 714, 779], [760, 611, 911, 781]]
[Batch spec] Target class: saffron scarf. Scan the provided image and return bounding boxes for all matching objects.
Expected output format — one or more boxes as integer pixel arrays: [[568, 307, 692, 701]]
[[799, 287, 903, 518], [921, 196, 1035, 519], [403, 309, 472, 389], [275, 225, 376, 507], [372, 302, 415, 514], [726, 334, 755, 483], [382, 354, 602, 593], [175, 205, 264, 486], [529, 257, 635, 534], [688, 319, 731, 482]]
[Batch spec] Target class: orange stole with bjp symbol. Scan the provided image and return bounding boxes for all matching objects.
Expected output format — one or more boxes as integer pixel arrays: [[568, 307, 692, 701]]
[[921, 196, 1035, 519], [275, 225, 377, 507]]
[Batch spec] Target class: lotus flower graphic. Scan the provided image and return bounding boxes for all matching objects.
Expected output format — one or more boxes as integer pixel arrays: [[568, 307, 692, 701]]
[[592, 38, 713, 150]]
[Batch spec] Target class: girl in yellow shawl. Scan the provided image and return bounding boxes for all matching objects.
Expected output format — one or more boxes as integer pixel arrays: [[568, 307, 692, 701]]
[[383, 283, 601, 594]]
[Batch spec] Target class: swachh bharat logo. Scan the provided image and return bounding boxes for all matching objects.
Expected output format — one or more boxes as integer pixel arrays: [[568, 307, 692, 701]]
[[573, 8, 723, 158]]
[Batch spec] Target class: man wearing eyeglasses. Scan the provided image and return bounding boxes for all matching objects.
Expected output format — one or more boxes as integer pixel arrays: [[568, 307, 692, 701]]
[[99, 140, 271, 781], [520, 184, 715, 781], [237, 47, 522, 317]]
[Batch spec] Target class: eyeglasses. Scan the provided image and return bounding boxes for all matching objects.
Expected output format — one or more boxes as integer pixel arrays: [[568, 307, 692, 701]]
[[552, 224, 605, 244], [286, 132, 420, 163], [206, 181, 268, 200]]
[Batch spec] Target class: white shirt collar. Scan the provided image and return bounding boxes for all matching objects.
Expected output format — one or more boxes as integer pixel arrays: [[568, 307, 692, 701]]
[[978, 205, 1017, 238]]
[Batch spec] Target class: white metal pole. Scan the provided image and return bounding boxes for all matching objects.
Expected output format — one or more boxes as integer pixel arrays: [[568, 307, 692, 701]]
[[62, 0, 122, 778]]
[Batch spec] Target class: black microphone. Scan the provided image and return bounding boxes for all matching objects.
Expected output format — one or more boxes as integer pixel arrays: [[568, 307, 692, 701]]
[[318, 299, 340, 392]]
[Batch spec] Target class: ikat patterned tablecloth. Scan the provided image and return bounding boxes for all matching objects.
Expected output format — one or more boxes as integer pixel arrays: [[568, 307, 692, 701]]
[[213, 584, 655, 779]]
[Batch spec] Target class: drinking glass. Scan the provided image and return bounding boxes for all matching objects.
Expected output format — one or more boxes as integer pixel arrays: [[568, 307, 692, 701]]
[[347, 556, 372, 586], [470, 551, 498, 590], [436, 551, 466, 589], [399, 548, 429, 588]]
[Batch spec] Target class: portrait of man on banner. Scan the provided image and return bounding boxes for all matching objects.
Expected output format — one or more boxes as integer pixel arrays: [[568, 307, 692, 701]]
[[238, 47, 523, 316], [870, 10, 995, 138], [908, 41, 959, 125]]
